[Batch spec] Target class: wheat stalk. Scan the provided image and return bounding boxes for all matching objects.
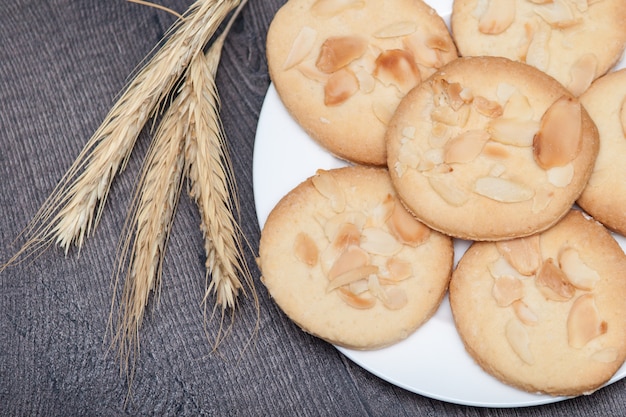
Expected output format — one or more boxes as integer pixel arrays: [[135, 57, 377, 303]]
[[113, 96, 187, 372], [1, 0, 240, 270], [112, 0, 252, 371], [184, 0, 257, 346]]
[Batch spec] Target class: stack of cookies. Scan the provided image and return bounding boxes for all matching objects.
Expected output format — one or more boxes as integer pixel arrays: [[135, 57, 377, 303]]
[[258, 0, 626, 398]]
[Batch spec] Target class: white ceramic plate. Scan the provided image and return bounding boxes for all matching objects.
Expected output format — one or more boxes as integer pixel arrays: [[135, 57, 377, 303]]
[[253, 0, 626, 407]]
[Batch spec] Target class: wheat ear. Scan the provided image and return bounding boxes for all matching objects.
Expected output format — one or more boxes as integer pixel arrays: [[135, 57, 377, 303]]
[[113, 98, 187, 372], [1, 0, 240, 271], [184, 0, 257, 345], [110, 0, 244, 371]]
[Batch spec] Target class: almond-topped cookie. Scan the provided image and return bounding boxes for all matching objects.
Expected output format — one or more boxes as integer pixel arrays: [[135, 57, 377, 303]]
[[386, 56, 599, 241], [451, 0, 626, 96], [449, 210, 626, 396], [266, 0, 457, 166], [258, 166, 454, 349], [578, 69, 626, 235]]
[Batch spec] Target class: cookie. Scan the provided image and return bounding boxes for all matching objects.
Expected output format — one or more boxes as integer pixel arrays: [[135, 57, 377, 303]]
[[451, 0, 626, 96], [449, 210, 626, 396], [578, 69, 626, 235], [266, 0, 457, 166], [386, 56, 599, 241], [258, 166, 454, 349]]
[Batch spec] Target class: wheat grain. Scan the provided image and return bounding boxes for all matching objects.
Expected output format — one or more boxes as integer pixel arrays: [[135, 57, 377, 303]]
[[2, 0, 241, 271]]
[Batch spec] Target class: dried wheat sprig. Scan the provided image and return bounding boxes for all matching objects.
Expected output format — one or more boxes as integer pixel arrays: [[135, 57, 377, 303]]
[[112, 0, 248, 370], [1, 0, 240, 271], [113, 98, 187, 371], [184, 0, 257, 345]]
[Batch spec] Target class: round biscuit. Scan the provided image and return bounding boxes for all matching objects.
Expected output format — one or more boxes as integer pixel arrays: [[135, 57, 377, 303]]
[[259, 166, 454, 349], [266, 0, 457, 165], [450, 210, 626, 397], [386, 56, 599, 240], [451, 0, 626, 96], [578, 68, 626, 235]]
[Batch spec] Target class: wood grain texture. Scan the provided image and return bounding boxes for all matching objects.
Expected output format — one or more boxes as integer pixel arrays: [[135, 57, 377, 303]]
[[1, 1, 625, 415]]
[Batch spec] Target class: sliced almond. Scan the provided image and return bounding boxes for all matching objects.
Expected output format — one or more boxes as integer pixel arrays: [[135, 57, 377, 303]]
[[488, 118, 540, 147], [558, 247, 600, 291], [428, 175, 470, 206], [446, 82, 471, 111], [474, 176, 535, 203], [443, 129, 490, 164], [294, 232, 319, 266], [496, 83, 517, 106], [496, 235, 542, 276], [368, 275, 408, 310], [373, 21, 417, 38], [479, 0, 516, 34], [283, 27, 318, 70], [355, 68, 376, 93], [535, 258, 575, 301], [568, 53, 597, 96], [360, 228, 403, 256], [546, 163, 574, 187], [533, 96, 582, 169], [473, 96, 504, 118], [328, 244, 369, 281], [506, 319, 535, 365], [324, 68, 360, 106], [312, 169, 346, 212], [348, 279, 369, 295], [513, 300, 539, 326], [328, 264, 378, 292], [329, 222, 361, 252], [534, 0, 581, 29], [431, 106, 460, 126], [430, 122, 452, 148], [403, 30, 449, 69], [398, 143, 422, 169], [316, 36, 368, 73], [373, 49, 421, 94], [324, 212, 366, 243], [482, 142, 511, 159], [386, 201, 431, 246], [296, 61, 330, 83], [311, 0, 365, 18], [488, 256, 527, 281], [492, 276, 524, 307], [337, 287, 376, 309], [382, 287, 408, 310], [567, 294, 608, 348], [525, 19, 551, 72], [489, 162, 507, 177], [384, 257, 413, 282], [591, 348, 619, 363], [367, 194, 394, 228], [372, 100, 395, 125], [532, 187, 554, 213], [503, 90, 534, 119]]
